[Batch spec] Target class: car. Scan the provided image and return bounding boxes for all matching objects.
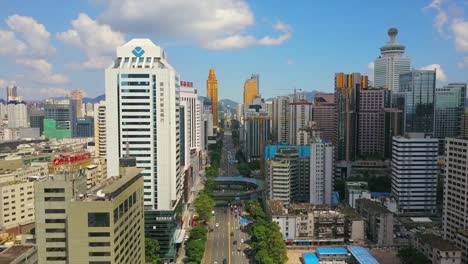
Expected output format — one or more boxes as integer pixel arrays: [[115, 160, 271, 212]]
[[231, 231, 234, 236], [223, 259, 227, 264], [237, 247, 241, 252], [214, 262, 218, 264], [215, 223, 219, 227], [233, 240, 237, 245], [241, 238, 244, 243]]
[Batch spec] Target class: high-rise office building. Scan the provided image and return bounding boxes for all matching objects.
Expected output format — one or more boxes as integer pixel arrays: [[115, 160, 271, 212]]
[[6, 84, 18, 102], [391, 134, 438, 215], [69, 90, 84, 118], [85, 102, 94, 117], [309, 137, 334, 206], [0, 102, 7, 120], [272, 95, 291, 143], [243, 74, 259, 104], [395, 70, 436, 134], [180, 82, 201, 150], [75, 117, 94, 137], [30, 109, 45, 135], [358, 88, 390, 158], [94, 101, 106, 157], [105, 39, 182, 259], [374, 28, 411, 92], [463, 112, 468, 138], [312, 93, 336, 143], [289, 93, 313, 145], [335, 72, 368, 162], [44, 99, 76, 138], [243, 109, 270, 161], [434, 83, 466, 152], [206, 68, 218, 128], [443, 138, 468, 264], [7, 101, 28, 128], [35, 164, 145, 264]]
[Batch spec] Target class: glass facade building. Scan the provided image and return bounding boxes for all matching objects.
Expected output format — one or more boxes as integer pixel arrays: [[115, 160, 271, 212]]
[[395, 70, 436, 134], [435, 83, 466, 138]]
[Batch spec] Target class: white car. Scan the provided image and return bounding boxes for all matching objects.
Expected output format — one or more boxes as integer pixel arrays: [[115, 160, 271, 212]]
[[240, 238, 244, 243], [215, 223, 219, 227]]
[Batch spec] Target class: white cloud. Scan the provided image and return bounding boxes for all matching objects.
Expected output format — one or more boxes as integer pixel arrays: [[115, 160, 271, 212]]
[[424, 0, 448, 34], [451, 20, 468, 52], [0, 29, 27, 56], [16, 59, 69, 84], [273, 21, 291, 31], [0, 79, 6, 88], [458, 57, 468, 68], [57, 13, 126, 70], [95, 0, 290, 50], [420, 63, 447, 82], [287, 59, 294, 65], [6, 15, 54, 56]]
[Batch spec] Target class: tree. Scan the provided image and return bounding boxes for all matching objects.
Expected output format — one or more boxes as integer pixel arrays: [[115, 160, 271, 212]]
[[398, 246, 430, 264], [186, 239, 205, 263], [255, 249, 275, 264], [145, 237, 160, 264], [194, 193, 216, 221], [237, 162, 251, 176], [268, 222, 288, 264]]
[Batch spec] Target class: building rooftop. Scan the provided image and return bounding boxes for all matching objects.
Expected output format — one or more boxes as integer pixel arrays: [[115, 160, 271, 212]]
[[316, 247, 347, 255], [457, 229, 468, 237], [266, 200, 330, 216], [356, 198, 391, 214], [0, 245, 35, 263], [346, 181, 369, 190], [348, 246, 380, 264], [418, 233, 460, 251], [78, 167, 142, 202]]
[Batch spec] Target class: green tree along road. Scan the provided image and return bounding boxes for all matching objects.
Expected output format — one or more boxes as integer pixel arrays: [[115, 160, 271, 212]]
[[186, 226, 208, 264], [144, 237, 160, 264], [246, 200, 288, 264], [194, 193, 216, 221], [237, 162, 251, 177], [398, 246, 430, 264]]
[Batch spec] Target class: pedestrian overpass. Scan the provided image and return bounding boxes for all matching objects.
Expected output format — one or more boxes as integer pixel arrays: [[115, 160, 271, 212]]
[[211, 176, 264, 201]]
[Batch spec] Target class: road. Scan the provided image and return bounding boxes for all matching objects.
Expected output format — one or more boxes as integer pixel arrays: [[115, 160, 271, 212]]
[[220, 128, 238, 177], [204, 205, 251, 264]]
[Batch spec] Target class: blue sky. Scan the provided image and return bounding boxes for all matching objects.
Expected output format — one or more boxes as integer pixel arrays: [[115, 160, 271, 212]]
[[0, 0, 467, 102]]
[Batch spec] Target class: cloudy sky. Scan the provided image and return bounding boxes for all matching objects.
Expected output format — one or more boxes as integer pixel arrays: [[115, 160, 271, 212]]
[[0, 0, 467, 102]]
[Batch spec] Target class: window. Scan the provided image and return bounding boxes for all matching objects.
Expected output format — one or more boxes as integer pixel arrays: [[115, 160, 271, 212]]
[[47, 257, 67, 261], [88, 212, 110, 227], [44, 188, 65, 193], [89, 262, 111, 264], [88, 232, 110, 237], [47, 247, 66, 252], [46, 228, 66, 233], [89, 252, 111, 257], [45, 219, 66, 224], [89, 242, 111, 247], [44, 197, 65, 202], [45, 209, 66, 214], [46, 237, 66, 242]]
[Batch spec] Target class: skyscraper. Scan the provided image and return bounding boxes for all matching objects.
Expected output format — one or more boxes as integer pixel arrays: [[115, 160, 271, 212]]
[[30, 109, 45, 135], [243, 74, 259, 104], [443, 138, 468, 263], [105, 39, 182, 259], [7, 101, 28, 128], [206, 68, 218, 128], [69, 90, 84, 118], [289, 93, 313, 145], [309, 137, 334, 206], [93, 101, 106, 157], [44, 99, 75, 138], [312, 93, 336, 143], [272, 95, 291, 143], [243, 109, 270, 161], [335, 72, 368, 162], [395, 70, 436, 134], [374, 28, 411, 92], [434, 83, 466, 150], [358, 88, 390, 158], [6, 84, 18, 102], [391, 134, 438, 215]]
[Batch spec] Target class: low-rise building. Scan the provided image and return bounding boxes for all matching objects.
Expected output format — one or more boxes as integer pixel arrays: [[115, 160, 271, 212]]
[[0, 245, 37, 264], [266, 200, 363, 245], [415, 233, 462, 264], [345, 182, 371, 208], [356, 198, 394, 246]]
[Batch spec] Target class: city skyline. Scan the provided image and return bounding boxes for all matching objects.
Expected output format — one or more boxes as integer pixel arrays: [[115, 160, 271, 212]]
[[0, 0, 466, 102]]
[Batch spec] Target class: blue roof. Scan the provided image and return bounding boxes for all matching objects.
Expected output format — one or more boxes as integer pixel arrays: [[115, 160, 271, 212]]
[[303, 253, 319, 264], [316, 247, 347, 255], [264, 144, 310, 159], [348, 246, 379, 264]]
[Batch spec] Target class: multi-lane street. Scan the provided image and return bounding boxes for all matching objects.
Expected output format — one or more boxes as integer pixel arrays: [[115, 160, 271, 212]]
[[204, 205, 251, 264], [221, 128, 238, 177]]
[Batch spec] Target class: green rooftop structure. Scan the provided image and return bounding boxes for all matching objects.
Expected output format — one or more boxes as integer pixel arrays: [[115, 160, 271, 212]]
[[43, 119, 71, 139]]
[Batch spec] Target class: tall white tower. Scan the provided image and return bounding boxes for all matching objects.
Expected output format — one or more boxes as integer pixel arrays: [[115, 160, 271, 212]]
[[374, 28, 411, 92], [105, 39, 182, 212]]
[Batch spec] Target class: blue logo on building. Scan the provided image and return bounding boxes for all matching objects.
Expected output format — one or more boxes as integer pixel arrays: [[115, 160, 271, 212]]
[[132, 46, 145, 57]]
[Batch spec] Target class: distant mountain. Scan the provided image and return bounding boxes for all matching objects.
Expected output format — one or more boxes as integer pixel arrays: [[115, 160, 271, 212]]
[[219, 99, 239, 110], [83, 95, 105, 104], [266, 90, 321, 102]]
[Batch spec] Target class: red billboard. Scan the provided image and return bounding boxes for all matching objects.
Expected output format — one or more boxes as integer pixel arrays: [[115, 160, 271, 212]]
[[53, 152, 91, 166]]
